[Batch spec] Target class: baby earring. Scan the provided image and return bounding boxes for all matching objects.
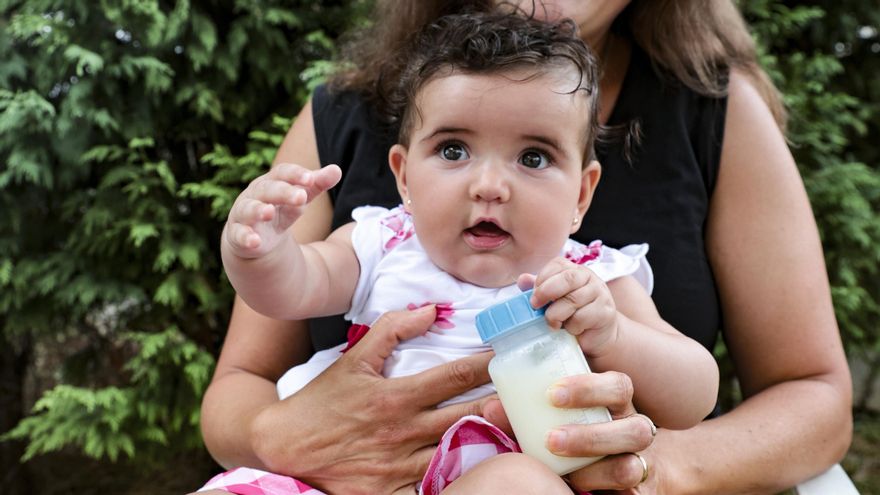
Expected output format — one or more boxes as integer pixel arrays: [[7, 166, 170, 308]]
[[406, 199, 412, 206]]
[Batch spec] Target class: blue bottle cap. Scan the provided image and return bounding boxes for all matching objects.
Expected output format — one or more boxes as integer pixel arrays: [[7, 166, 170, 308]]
[[476, 289, 546, 343]]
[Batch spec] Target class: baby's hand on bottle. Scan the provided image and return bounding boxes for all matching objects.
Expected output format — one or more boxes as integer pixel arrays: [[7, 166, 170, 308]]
[[224, 164, 341, 259], [524, 257, 619, 358]]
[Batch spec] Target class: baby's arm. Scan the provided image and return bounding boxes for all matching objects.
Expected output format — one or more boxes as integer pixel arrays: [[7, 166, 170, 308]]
[[524, 258, 719, 430], [221, 164, 359, 320]]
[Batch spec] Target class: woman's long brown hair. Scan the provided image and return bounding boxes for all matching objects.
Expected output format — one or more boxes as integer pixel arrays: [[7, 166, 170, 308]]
[[626, 0, 786, 128], [330, 0, 786, 130]]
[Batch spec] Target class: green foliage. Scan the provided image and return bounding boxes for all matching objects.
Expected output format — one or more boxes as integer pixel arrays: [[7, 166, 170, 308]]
[[742, 0, 880, 356], [1, 0, 877, 481], [182, 114, 292, 221], [0, 0, 357, 465], [4, 385, 138, 462], [1, 326, 214, 461]]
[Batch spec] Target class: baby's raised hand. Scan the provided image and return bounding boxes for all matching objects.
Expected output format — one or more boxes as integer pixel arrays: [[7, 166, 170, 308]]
[[224, 163, 342, 259], [519, 258, 619, 358]]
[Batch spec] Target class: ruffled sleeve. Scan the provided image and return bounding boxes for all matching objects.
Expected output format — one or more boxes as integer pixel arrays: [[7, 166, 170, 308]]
[[563, 239, 654, 295], [345, 205, 412, 320]]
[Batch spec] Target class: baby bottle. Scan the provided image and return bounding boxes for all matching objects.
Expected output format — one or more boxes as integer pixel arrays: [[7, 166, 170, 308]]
[[475, 289, 612, 475]]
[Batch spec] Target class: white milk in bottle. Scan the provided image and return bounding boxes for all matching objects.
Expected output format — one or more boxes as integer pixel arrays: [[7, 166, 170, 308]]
[[475, 289, 611, 475]]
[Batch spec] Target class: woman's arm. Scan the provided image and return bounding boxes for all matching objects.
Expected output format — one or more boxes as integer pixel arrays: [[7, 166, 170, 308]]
[[596, 276, 720, 430], [200, 296, 315, 469], [560, 70, 853, 493], [201, 99, 335, 468]]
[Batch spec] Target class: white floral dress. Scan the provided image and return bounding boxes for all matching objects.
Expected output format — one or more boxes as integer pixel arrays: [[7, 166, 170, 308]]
[[276, 205, 653, 404]]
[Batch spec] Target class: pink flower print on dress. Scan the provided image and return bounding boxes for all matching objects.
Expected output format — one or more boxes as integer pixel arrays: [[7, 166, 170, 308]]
[[566, 240, 603, 265], [407, 301, 456, 330], [381, 208, 415, 251], [341, 323, 370, 353]]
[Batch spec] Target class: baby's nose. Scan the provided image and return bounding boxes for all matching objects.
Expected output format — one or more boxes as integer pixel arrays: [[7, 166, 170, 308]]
[[468, 161, 511, 203]]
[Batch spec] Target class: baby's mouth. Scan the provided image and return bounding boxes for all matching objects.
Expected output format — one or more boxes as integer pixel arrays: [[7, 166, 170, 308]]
[[463, 221, 510, 250]]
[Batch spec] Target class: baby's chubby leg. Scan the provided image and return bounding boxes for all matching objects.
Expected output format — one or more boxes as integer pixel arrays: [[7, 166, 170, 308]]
[[442, 452, 572, 494]]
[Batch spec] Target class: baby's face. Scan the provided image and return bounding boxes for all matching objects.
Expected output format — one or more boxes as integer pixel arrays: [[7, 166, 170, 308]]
[[389, 70, 597, 288]]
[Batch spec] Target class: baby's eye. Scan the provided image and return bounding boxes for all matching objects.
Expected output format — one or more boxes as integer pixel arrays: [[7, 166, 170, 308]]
[[519, 150, 550, 169], [439, 143, 469, 161]]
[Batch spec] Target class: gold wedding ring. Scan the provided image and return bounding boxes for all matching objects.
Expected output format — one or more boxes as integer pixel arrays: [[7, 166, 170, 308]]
[[632, 452, 649, 485]]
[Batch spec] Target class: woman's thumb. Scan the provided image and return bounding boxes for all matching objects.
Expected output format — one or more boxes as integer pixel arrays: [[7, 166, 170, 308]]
[[345, 305, 436, 373]]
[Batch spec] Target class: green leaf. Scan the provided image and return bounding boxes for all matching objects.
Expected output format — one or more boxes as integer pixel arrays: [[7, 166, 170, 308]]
[[0, 90, 56, 135], [129, 223, 159, 247], [154, 273, 183, 308], [116, 56, 175, 94], [64, 44, 105, 77], [0, 259, 11, 285]]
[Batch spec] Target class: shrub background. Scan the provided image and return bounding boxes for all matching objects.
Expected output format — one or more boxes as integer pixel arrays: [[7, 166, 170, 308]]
[[0, 1, 877, 493]]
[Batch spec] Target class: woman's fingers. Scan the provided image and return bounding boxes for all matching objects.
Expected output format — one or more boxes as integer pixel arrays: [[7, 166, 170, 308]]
[[344, 305, 438, 373], [388, 353, 493, 443], [401, 351, 493, 408], [480, 396, 513, 434], [395, 445, 438, 493], [483, 367, 656, 491], [546, 413, 654, 457], [567, 452, 652, 491], [252, 305, 494, 494], [411, 392, 490, 443], [549, 371, 635, 416], [545, 371, 653, 458], [338, 304, 494, 442], [275, 359, 438, 492]]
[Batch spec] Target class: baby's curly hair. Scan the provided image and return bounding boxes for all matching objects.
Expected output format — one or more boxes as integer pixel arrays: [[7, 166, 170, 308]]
[[381, 9, 600, 163]]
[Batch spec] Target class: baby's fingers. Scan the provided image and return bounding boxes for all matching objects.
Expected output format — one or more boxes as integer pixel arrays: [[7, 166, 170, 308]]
[[532, 259, 583, 297], [311, 164, 342, 193], [516, 273, 536, 292], [251, 178, 309, 208], [531, 259, 592, 303], [544, 284, 599, 330], [229, 197, 275, 226], [225, 222, 262, 253], [271, 163, 342, 203]]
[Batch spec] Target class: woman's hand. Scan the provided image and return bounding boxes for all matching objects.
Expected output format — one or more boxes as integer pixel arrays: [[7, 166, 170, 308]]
[[483, 371, 658, 492], [250, 305, 494, 495], [565, 429, 684, 495]]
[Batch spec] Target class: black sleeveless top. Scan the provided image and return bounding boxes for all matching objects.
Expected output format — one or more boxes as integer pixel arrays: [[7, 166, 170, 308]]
[[310, 45, 725, 354]]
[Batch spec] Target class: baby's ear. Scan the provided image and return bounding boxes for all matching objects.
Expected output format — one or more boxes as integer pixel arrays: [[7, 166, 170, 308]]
[[573, 160, 602, 231], [388, 144, 410, 206]]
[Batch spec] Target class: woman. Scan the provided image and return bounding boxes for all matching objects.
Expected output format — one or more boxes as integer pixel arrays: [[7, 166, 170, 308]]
[[199, 1, 852, 493]]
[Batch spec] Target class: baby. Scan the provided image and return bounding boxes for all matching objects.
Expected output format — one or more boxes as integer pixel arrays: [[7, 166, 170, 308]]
[[210, 9, 718, 495]]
